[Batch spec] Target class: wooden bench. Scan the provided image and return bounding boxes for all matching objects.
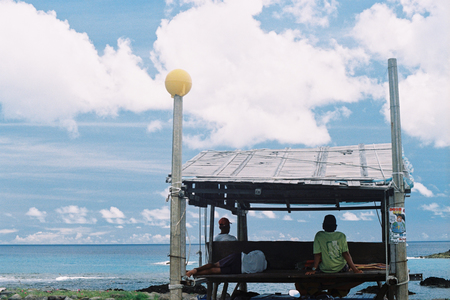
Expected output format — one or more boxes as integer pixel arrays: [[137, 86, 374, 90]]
[[199, 241, 388, 300]]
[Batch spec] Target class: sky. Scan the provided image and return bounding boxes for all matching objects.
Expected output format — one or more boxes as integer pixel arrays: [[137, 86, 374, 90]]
[[0, 0, 449, 245]]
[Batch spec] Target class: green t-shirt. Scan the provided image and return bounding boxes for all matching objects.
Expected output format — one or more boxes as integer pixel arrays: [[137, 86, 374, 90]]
[[313, 231, 349, 273]]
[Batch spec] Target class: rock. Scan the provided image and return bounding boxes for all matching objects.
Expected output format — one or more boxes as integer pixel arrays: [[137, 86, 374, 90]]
[[146, 292, 159, 299], [48, 296, 65, 300], [136, 283, 206, 295], [420, 277, 450, 288], [181, 292, 198, 300], [136, 285, 169, 294], [357, 285, 415, 295], [104, 298, 115, 300], [8, 294, 22, 300], [157, 294, 170, 300]]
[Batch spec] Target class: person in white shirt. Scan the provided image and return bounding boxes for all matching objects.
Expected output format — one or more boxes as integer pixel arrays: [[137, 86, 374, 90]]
[[214, 217, 237, 241], [186, 250, 267, 277]]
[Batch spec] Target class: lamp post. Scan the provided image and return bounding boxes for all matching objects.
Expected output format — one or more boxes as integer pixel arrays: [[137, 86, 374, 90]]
[[165, 69, 192, 300]]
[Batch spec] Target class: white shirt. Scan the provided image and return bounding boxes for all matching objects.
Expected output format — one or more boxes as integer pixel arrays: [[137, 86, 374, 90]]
[[214, 233, 237, 241], [241, 250, 267, 274]]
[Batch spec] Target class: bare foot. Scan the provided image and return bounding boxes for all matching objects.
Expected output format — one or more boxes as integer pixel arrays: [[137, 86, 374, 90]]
[[186, 268, 198, 277]]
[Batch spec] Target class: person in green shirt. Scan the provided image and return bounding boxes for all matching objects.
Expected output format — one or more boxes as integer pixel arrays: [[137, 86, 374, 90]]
[[296, 215, 363, 298], [306, 214, 362, 275]]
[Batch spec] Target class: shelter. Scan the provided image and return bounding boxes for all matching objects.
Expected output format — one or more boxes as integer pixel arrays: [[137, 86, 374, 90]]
[[173, 143, 414, 299]]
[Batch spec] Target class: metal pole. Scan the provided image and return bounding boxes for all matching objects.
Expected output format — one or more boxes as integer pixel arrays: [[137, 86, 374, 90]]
[[170, 95, 184, 300], [208, 205, 215, 263], [198, 207, 202, 266], [388, 58, 408, 300]]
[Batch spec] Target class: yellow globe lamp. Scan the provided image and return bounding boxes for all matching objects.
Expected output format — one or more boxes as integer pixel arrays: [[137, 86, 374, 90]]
[[165, 69, 192, 98]]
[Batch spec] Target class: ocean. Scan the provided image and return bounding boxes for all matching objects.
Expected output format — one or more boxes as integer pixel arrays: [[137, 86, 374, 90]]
[[0, 241, 449, 299]]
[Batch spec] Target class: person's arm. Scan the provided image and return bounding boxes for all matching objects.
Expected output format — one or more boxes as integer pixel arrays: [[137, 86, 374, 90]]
[[342, 251, 362, 273], [186, 262, 221, 277], [305, 253, 321, 275]]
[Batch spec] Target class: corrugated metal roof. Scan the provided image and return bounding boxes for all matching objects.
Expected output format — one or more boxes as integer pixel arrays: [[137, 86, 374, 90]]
[[179, 143, 414, 211], [182, 143, 394, 185]]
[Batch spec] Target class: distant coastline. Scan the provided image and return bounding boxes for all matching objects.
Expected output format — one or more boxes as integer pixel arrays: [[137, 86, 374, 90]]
[[419, 250, 450, 259]]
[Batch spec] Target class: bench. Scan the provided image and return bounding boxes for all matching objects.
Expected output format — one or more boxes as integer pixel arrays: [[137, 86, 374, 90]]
[[199, 241, 388, 300]]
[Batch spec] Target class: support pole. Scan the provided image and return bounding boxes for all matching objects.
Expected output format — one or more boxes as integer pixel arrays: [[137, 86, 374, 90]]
[[169, 94, 184, 300], [237, 208, 248, 292], [208, 205, 215, 263], [198, 207, 203, 266], [388, 58, 408, 300]]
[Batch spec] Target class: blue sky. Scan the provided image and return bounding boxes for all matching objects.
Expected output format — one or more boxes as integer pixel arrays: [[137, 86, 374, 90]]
[[0, 0, 448, 245]]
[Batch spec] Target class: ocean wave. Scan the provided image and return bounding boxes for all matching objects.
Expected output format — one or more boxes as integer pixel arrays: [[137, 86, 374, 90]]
[[56, 276, 114, 281], [153, 261, 170, 265], [152, 260, 196, 266], [407, 257, 424, 260]]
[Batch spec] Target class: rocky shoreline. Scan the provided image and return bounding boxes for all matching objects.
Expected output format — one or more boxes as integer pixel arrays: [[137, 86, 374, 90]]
[[419, 250, 450, 259], [2, 277, 450, 300]]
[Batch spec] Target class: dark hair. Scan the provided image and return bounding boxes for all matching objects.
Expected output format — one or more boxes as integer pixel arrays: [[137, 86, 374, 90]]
[[323, 214, 337, 232]]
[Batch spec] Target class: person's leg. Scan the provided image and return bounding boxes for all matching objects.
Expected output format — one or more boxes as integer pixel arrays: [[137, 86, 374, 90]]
[[218, 252, 241, 274]]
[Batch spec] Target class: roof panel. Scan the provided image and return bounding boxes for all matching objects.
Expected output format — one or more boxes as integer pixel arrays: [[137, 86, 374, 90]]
[[182, 143, 395, 183]]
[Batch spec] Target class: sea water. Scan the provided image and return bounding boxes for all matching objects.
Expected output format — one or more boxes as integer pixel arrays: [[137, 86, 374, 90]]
[[0, 242, 449, 299]]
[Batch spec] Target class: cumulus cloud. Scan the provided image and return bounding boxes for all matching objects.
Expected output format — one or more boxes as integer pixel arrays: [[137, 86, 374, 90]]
[[0, 229, 18, 234], [56, 205, 97, 224], [280, 0, 338, 27], [341, 211, 375, 221], [248, 211, 277, 219], [152, 0, 381, 148], [3, 0, 446, 150], [352, 0, 450, 147], [421, 202, 450, 217], [100, 207, 127, 224], [341, 211, 359, 221], [412, 182, 434, 197], [0, 0, 167, 131], [141, 206, 170, 227], [147, 120, 164, 133], [26, 207, 47, 223], [13, 227, 94, 244]]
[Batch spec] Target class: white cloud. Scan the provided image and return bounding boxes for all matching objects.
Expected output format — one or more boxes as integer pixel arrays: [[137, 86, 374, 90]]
[[341, 211, 377, 221], [352, 1, 450, 147], [152, 234, 171, 243], [359, 211, 375, 221], [152, 0, 381, 148], [0, 0, 167, 129], [26, 207, 47, 223], [147, 120, 164, 133], [280, 0, 338, 27], [283, 215, 293, 221], [0, 0, 447, 151], [341, 211, 359, 221], [412, 182, 434, 197], [0, 229, 18, 234], [421, 202, 450, 217], [100, 207, 126, 224], [56, 205, 97, 224], [141, 206, 171, 227], [13, 227, 95, 244], [248, 211, 277, 219]]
